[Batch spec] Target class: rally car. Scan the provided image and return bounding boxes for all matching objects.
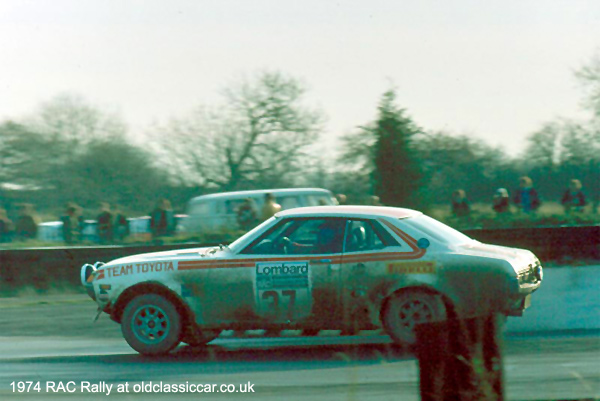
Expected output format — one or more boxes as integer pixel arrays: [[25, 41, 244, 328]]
[[81, 206, 543, 355]]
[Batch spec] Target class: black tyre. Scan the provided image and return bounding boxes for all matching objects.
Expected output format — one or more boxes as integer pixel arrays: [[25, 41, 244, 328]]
[[121, 294, 182, 355], [382, 291, 447, 346]]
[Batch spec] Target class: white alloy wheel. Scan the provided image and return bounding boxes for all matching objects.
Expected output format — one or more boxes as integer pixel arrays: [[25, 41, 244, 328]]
[[383, 291, 447, 346], [121, 294, 182, 355]]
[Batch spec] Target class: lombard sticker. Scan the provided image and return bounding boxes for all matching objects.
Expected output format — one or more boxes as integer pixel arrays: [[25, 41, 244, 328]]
[[255, 262, 312, 321], [387, 261, 437, 274]]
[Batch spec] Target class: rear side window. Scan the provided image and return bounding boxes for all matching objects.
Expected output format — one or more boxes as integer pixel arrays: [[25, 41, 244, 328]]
[[345, 219, 399, 253]]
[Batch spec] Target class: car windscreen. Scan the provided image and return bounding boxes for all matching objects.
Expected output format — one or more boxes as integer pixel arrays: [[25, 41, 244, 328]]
[[402, 215, 473, 246], [228, 217, 277, 252]]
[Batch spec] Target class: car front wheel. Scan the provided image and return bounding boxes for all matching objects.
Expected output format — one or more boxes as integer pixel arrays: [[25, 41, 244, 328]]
[[383, 290, 447, 347], [121, 294, 182, 355]]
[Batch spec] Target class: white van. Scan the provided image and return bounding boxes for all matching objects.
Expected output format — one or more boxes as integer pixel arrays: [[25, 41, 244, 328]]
[[178, 188, 337, 233]]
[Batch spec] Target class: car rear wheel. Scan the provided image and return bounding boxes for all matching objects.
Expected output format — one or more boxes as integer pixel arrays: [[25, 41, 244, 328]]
[[121, 294, 182, 355], [383, 290, 447, 347]]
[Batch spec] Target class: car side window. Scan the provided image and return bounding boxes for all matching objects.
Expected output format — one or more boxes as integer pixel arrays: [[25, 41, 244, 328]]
[[305, 195, 332, 206], [225, 199, 247, 214], [243, 218, 346, 255], [189, 202, 210, 215], [277, 196, 300, 210], [345, 219, 400, 253]]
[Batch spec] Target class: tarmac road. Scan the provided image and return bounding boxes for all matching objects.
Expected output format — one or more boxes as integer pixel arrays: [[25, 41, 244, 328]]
[[0, 295, 598, 400]]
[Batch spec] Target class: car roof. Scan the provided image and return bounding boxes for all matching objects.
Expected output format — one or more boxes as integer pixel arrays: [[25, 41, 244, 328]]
[[276, 205, 421, 219], [190, 188, 333, 202]]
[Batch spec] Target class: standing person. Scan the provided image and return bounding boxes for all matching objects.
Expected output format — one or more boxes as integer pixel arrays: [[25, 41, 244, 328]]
[[0, 207, 14, 243], [113, 206, 129, 242], [60, 202, 81, 244], [97, 202, 114, 244], [492, 188, 510, 214], [15, 204, 39, 240], [369, 196, 382, 206], [236, 197, 259, 231], [561, 179, 586, 213], [261, 193, 281, 221], [150, 198, 175, 238], [513, 176, 541, 213], [451, 189, 470, 217], [336, 194, 347, 205]]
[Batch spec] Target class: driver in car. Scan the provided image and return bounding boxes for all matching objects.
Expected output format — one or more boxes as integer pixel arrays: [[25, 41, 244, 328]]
[[281, 222, 344, 255]]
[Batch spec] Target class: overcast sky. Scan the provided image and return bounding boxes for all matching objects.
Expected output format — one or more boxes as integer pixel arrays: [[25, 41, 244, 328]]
[[1, 0, 599, 156]]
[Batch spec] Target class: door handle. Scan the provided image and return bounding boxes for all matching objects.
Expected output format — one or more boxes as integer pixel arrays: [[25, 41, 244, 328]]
[[313, 259, 331, 264]]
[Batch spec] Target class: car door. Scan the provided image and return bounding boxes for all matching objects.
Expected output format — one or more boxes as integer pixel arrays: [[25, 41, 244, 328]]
[[241, 217, 346, 326], [338, 218, 412, 331]]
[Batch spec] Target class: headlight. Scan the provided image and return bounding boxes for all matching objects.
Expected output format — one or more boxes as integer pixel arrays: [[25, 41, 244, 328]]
[[534, 264, 543, 282], [80, 261, 105, 286]]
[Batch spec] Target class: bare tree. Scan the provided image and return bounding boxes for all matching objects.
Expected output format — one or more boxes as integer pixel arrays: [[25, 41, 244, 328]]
[[26, 93, 127, 157], [152, 71, 324, 190], [523, 121, 565, 169], [576, 51, 600, 117], [0, 122, 49, 188], [0, 95, 169, 212]]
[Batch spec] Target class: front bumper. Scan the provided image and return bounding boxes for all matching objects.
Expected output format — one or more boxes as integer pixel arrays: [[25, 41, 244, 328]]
[[506, 261, 543, 316]]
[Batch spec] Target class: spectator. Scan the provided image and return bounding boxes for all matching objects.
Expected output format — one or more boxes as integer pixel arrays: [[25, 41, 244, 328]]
[[113, 205, 129, 242], [237, 198, 259, 231], [513, 176, 541, 213], [451, 189, 470, 217], [492, 188, 510, 214], [150, 198, 175, 238], [97, 202, 114, 244], [261, 193, 281, 221], [15, 204, 39, 240], [369, 196, 382, 206], [336, 194, 347, 205], [561, 179, 586, 213], [60, 202, 81, 244], [0, 207, 14, 243]]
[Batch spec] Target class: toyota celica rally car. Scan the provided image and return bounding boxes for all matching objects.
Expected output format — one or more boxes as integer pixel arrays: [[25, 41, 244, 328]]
[[80, 206, 543, 355]]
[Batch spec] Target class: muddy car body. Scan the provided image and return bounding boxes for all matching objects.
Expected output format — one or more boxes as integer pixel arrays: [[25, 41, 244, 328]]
[[81, 206, 542, 355]]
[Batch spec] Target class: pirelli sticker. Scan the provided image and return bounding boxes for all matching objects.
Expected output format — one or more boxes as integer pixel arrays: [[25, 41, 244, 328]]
[[387, 261, 437, 274]]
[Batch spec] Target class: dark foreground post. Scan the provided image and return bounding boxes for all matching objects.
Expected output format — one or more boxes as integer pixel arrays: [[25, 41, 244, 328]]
[[416, 314, 504, 401]]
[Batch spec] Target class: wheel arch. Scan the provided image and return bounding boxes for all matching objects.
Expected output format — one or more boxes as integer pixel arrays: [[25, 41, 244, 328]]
[[111, 282, 194, 328]]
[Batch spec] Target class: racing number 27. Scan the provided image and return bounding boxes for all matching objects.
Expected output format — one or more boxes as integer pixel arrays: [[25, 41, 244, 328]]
[[262, 290, 296, 319]]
